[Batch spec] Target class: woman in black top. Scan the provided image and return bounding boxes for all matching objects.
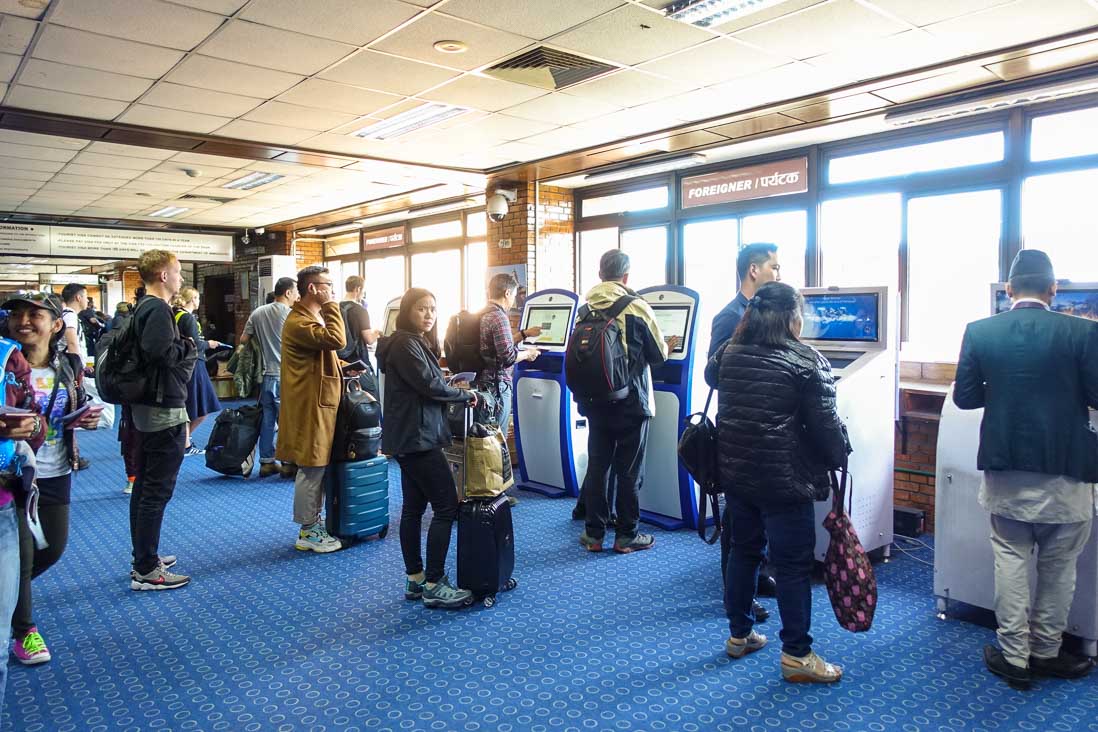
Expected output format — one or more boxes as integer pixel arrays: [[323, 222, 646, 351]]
[[705, 282, 849, 683], [171, 286, 222, 456], [376, 288, 476, 610]]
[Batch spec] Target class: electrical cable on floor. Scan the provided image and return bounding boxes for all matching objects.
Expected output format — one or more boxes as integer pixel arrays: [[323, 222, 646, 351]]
[[892, 533, 935, 566]]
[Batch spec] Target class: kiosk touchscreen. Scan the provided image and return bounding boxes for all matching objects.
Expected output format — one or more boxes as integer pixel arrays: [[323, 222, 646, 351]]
[[637, 286, 700, 529], [512, 290, 585, 497], [934, 282, 1098, 654], [377, 296, 403, 411], [800, 286, 896, 560]]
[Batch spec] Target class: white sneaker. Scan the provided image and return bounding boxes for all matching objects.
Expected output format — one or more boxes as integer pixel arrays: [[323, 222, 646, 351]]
[[295, 523, 341, 553]]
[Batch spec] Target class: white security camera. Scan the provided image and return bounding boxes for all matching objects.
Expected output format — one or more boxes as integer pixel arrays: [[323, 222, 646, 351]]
[[487, 188, 517, 223], [241, 228, 251, 246]]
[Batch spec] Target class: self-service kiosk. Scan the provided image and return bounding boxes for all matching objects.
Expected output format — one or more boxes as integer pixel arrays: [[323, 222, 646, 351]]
[[513, 289, 585, 498], [934, 282, 1098, 654], [800, 286, 897, 559], [637, 286, 700, 529], [377, 296, 402, 411]]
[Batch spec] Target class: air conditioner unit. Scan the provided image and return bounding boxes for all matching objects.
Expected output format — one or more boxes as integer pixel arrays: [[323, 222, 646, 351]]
[[257, 255, 297, 305]]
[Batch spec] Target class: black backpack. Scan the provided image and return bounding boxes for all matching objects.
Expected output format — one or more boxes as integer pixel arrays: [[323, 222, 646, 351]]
[[678, 387, 722, 544], [205, 404, 263, 477], [337, 301, 368, 362], [332, 380, 382, 462], [444, 309, 491, 376], [564, 295, 636, 405], [95, 298, 152, 405]]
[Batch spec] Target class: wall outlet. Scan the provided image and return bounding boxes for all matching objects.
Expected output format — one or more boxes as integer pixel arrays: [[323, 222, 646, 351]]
[[498, 238, 512, 249]]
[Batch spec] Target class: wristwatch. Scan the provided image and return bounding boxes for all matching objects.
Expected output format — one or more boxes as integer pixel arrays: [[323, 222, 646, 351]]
[[31, 415, 42, 437], [519, 329, 527, 339]]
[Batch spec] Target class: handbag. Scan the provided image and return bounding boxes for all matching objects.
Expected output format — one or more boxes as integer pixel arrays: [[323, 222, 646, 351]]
[[677, 386, 721, 544], [822, 463, 877, 632]]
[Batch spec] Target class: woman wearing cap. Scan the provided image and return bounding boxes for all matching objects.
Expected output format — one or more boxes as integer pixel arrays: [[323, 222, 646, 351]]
[[2, 292, 99, 667], [170, 287, 221, 456]]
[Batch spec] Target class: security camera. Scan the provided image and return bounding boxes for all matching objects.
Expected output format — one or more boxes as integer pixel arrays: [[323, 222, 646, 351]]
[[487, 188, 517, 223], [241, 228, 250, 246], [255, 227, 265, 236], [182, 168, 201, 178]]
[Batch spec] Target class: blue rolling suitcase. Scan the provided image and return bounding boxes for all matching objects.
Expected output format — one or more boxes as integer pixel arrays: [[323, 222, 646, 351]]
[[325, 455, 390, 547]]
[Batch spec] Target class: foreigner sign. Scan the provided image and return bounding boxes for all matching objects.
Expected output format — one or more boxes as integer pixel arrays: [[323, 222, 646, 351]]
[[681, 157, 808, 209]]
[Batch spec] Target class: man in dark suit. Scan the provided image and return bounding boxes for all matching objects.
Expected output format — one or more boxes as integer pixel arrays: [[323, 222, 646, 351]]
[[954, 249, 1098, 690]]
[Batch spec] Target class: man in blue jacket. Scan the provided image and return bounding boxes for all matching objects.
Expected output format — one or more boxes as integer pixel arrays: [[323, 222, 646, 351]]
[[954, 249, 1098, 689]]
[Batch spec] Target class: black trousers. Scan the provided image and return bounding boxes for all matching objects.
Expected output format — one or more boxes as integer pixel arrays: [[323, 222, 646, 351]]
[[582, 412, 650, 541], [130, 424, 186, 575], [13, 483, 70, 637], [397, 449, 459, 583]]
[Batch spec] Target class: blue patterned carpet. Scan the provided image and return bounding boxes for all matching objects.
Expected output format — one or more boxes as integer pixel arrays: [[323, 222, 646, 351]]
[[4, 406, 1098, 731]]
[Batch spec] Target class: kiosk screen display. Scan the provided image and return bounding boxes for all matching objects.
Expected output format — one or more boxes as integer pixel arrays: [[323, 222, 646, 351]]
[[651, 305, 689, 353], [802, 293, 879, 342], [523, 305, 572, 346], [384, 309, 399, 336], [993, 287, 1098, 321]]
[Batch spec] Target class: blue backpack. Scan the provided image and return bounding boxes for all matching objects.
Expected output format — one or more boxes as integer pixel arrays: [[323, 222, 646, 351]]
[[0, 336, 28, 477]]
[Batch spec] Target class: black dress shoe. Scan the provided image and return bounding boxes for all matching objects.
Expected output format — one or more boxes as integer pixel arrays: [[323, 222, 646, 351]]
[[1030, 650, 1094, 679], [752, 600, 769, 623], [984, 645, 1031, 690], [756, 574, 777, 597]]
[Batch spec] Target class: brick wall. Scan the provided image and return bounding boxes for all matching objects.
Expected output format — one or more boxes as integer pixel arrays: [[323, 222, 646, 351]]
[[534, 184, 575, 292], [894, 419, 940, 533]]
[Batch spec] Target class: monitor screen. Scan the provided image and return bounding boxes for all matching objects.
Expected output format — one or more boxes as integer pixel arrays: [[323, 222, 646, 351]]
[[523, 305, 572, 346], [384, 308, 399, 336], [650, 305, 689, 353], [994, 287, 1098, 322], [801, 293, 880, 342]]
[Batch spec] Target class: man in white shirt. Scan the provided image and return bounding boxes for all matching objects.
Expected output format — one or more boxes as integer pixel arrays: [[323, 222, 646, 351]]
[[60, 283, 91, 471]]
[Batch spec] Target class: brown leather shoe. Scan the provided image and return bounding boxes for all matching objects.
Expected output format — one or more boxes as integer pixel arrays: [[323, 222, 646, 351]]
[[278, 462, 298, 478], [259, 463, 279, 478]]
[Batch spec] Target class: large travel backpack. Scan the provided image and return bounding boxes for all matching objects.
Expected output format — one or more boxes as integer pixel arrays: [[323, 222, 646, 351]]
[[205, 403, 262, 477], [564, 295, 636, 405], [444, 309, 490, 376], [95, 298, 153, 405], [332, 379, 382, 462], [678, 386, 722, 544]]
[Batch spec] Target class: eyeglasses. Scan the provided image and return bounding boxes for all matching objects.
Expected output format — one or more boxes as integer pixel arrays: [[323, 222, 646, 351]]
[[311, 280, 334, 288]]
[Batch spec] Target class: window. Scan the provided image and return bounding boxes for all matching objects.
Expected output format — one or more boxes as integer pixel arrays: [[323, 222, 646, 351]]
[[324, 233, 359, 257], [465, 240, 488, 312], [1030, 107, 1098, 162], [411, 218, 462, 243], [906, 190, 1002, 362], [819, 194, 902, 293], [1023, 169, 1098, 281], [619, 226, 668, 291], [466, 212, 487, 238], [682, 217, 738, 411], [581, 186, 668, 218], [577, 227, 617, 296], [828, 132, 1004, 184], [363, 255, 405, 328], [741, 210, 807, 289], [411, 248, 462, 337]]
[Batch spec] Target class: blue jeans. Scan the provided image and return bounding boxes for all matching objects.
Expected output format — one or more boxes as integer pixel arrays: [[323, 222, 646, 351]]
[[725, 492, 815, 658], [497, 380, 513, 434], [259, 376, 280, 463], [0, 501, 21, 710]]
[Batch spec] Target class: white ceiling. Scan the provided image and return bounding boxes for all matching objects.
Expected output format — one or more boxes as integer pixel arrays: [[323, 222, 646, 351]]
[[0, 0, 1096, 227]]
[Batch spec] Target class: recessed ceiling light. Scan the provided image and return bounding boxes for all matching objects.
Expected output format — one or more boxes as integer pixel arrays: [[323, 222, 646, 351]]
[[135, 192, 151, 197], [223, 171, 285, 190], [148, 206, 189, 218], [433, 40, 467, 54], [663, 0, 793, 27], [19, 0, 48, 9], [352, 103, 469, 140]]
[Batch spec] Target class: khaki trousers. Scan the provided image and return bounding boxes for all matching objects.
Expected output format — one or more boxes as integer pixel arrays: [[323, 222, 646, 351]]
[[292, 466, 327, 526]]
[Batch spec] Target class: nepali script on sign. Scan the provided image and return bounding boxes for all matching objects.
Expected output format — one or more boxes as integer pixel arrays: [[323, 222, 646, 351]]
[[680, 157, 808, 209]]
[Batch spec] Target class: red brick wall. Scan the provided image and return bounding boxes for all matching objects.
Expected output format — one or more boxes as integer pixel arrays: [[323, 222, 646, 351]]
[[894, 419, 939, 532], [534, 184, 575, 292]]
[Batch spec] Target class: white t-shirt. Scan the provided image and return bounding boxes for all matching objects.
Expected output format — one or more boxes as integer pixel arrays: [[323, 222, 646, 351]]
[[30, 366, 71, 479], [61, 308, 87, 363]]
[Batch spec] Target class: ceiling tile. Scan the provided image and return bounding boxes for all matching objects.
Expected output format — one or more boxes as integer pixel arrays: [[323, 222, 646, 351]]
[[550, 4, 713, 65], [708, 63, 845, 115], [320, 51, 459, 96], [275, 79, 403, 116], [866, 0, 1014, 27], [32, 26, 185, 78], [420, 74, 546, 112], [142, 81, 264, 117], [804, 30, 963, 80], [572, 107, 681, 137], [0, 141, 77, 163], [872, 65, 1000, 104], [0, 15, 36, 55], [735, 0, 908, 60], [502, 91, 621, 125], [242, 100, 359, 132], [6, 84, 129, 120], [518, 125, 618, 152], [117, 104, 234, 134], [294, 132, 402, 157], [54, 173, 133, 186], [924, 0, 1098, 55], [84, 141, 176, 159], [985, 38, 1098, 81], [71, 152, 163, 172], [0, 1, 49, 19], [781, 92, 890, 122], [708, 0, 826, 33], [39, 182, 120, 194], [0, 52, 18, 82], [62, 163, 138, 180], [448, 113, 557, 142], [166, 55, 304, 98], [639, 38, 786, 86], [213, 120, 316, 146], [199, 20, 356, 75], [168, 0, 249, 14], [563, 70, 694, 106], [372, 13, 535, 72], [19, 59, 153, 102], [50, 0, 225, 51], [652, 88, 730, 122], [442, 0, 624, 41], [171, 151, 257, 168], [707, 112, 803, 139], [241, 0, 420, 45]]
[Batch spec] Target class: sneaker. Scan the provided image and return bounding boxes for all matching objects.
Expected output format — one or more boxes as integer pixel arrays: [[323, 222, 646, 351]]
[[781, 651, 843, 683], [614, 533, 655, 554], [404, 577, 426, 600], [421, 576, 473, 609], [159, 555, 177, 570], [131, 563, 190, 591], [122, 480, 133, 495], [259, 463, 279, 478], [295, 523, 341, 553], [726, 630, 767, 658], [578, 532, 603, 552], [13, 627, 50, 665], [184, 444, 205, 457]]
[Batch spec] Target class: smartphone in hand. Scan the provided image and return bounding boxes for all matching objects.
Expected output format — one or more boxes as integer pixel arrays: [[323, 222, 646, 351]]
[[341, 359, 369, 376]]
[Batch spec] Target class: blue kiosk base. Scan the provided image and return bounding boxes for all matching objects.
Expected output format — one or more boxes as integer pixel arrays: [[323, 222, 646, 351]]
[[640, 510, 686, 531], [518, 480, 569, 498]]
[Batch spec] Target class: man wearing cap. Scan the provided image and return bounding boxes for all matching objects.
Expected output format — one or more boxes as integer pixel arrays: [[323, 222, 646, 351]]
[[955, 249, 1098, 689]]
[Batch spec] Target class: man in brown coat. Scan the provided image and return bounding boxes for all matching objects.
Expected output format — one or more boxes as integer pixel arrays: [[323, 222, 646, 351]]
[[277, 265, 346, 553]]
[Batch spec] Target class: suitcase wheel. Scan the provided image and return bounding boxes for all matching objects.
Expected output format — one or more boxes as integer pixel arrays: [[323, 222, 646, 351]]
[[483, 595, 496, 608], [504, 578, 517, 592], [377, 525, 389, 539]]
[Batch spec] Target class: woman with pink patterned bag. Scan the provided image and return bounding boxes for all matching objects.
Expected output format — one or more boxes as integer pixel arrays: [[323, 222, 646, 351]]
[[704, 281, 851, 684]]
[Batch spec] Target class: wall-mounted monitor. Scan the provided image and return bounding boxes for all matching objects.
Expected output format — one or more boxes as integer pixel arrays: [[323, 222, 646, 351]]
[[650, 305, 690, 353], [801, 291, 881, 343], [522, 305, 572, 347], [991, 282, 1098, 322]]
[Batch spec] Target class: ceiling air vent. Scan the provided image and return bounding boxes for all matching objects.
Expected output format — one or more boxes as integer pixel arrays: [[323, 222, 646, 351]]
[[179, 194, 237, 205], [483, 47, 618, 91]]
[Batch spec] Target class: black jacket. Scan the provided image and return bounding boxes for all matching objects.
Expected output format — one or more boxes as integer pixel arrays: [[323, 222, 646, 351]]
[[134, 296, 197, 408], [705, 339, 849, 505], [954, 304, 1098, 482], [377, 329, 472, 455]]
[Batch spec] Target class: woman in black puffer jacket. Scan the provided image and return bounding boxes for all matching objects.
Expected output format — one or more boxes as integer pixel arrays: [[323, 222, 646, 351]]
[[704, 281, 849, 684]]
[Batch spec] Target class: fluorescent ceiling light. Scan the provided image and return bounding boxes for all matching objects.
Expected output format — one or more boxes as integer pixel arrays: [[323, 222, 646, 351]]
[[663, 0, 792, 27], [352, 103, 469, 140], [354, 211, 410, 228], [354, 198, 480, 227], [223, 171, 285, 190], [148, 206, 189, 218], [408, 198, 478, 217], [584, 153, 707, 184], [308, 222, 364, 236], [885, 72, 1098, 128]]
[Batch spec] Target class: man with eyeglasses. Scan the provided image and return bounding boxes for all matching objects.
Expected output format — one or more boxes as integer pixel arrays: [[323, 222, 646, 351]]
[[277, 266, 347, 553]]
